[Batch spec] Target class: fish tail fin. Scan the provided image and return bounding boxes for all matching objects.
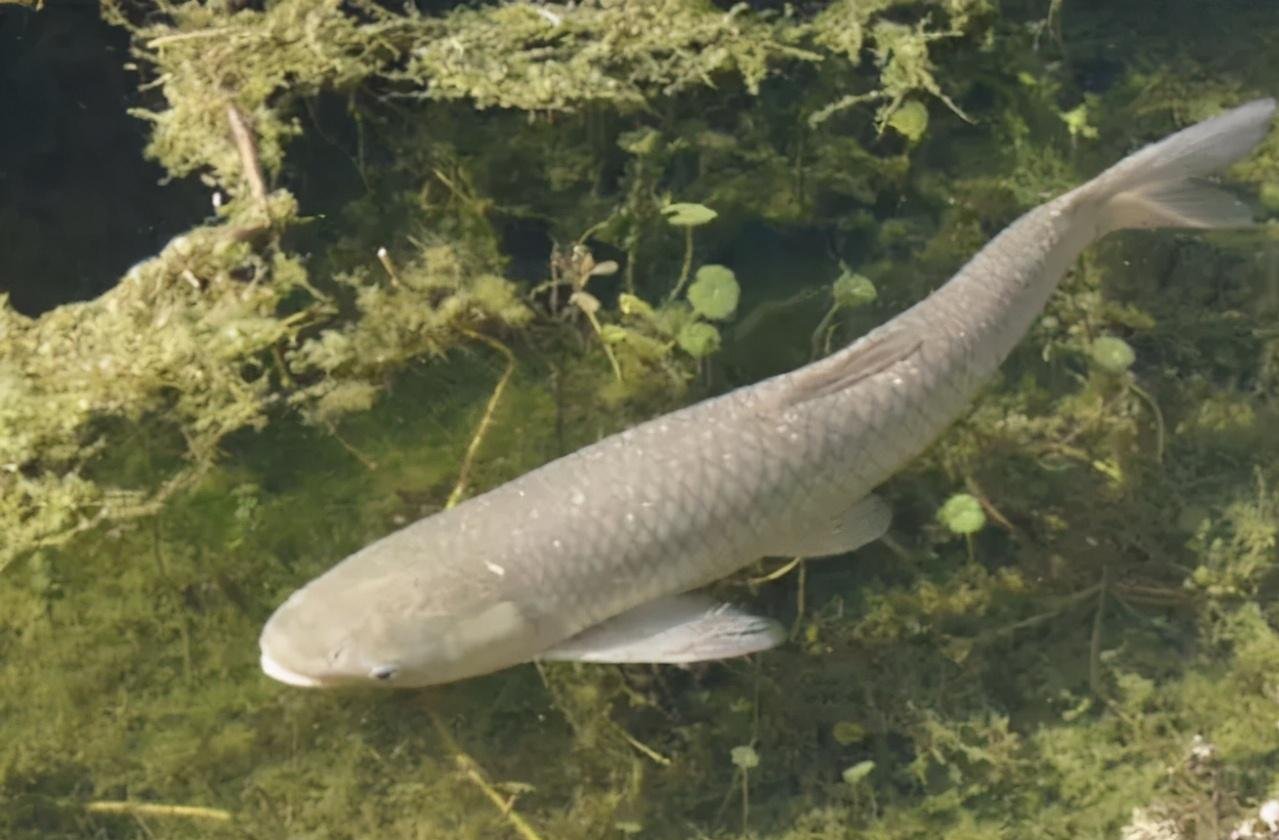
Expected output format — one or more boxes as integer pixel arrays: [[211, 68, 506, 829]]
[[1079, 98, 1275, 233]]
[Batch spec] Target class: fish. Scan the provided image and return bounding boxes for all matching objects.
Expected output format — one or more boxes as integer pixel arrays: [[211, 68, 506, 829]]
[[260, 98, 1276, 689]]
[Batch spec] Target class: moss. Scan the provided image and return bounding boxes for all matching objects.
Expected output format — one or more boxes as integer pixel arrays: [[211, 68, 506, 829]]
[[6, 0, 1279, 838]]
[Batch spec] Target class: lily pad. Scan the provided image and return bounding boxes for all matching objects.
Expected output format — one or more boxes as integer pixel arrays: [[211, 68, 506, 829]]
[[833, 271, 877, 309], [730, 745, 759, 770], [1090, 335, 1135, 374], [887, 100, 929, 142], [662, 202, 718, 227], [687, 264, 739, 320], [937, 492, 986, 536], [676, 321, 721, 359], [832, 721, 866, 745]]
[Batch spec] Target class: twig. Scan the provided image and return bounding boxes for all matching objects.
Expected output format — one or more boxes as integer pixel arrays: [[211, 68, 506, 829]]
[[608, 720, 673, 766], [328, 425, 378, 470], [976, 583, 1102, 643], [375, 246, 401, 286], [1127, 380, 1166, 463], [86, 801, 231, 821], [447, 331, 516, 509], [790, 559, 809, 641], [146, 27, 235, 48], [225, 102, 269, 219], [427, 709, 545, 840], [747, 556, 802, 585], [575, 302, 624, 382], [964, 475, 1025, 540], [1090, 566, 1111, 698]]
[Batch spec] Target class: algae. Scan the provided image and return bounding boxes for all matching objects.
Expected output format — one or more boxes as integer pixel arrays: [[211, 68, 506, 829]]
[[4, 0, 1279, 839]]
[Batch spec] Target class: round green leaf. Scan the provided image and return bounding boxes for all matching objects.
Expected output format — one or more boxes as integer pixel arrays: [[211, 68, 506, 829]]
[[888, 100, 929, 142], [937, 493, 986, 536], [662, 202, 718, 227], [833, 272, 877, 309], [842, 760, 875, 787], [654, 301, 695, 337], [1090, 336, 1136, 374], [687, 264, 739, 320], [730, 745, 759, 770], [677, 321, 721, 358], [832, 721, 866, 746]]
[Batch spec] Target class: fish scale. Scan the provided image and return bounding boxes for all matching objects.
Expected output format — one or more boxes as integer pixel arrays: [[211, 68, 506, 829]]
[[259, 98, 1276, 688]]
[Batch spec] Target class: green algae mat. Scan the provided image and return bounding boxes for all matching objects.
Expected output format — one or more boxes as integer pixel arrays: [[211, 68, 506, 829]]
[[4, 1, 1279, 837]]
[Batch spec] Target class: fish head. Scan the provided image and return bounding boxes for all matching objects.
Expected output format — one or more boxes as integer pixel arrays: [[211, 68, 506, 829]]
[[259, 572, 533, 689]]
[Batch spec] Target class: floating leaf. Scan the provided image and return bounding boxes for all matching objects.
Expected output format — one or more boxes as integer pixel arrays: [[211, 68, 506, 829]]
[[937, 493, 986, 536], [842, 760, 875, 787], [677, 321, 721, 358], [832, 721, 866, 746], [730, 745, 759, 770], [618, 293, 655, 321], [1090, 336, 1135, 374], [569, 290, 600, 315], [887, 100, 929, 142], [1061, 102, 1099, 140], [654, 301, 696, 337], [619, 127, 662, 156], [687, 265, 739, 320], [662, 202, 718, 227], [833, 271, 876, 309], [599, 324, 629, 344]]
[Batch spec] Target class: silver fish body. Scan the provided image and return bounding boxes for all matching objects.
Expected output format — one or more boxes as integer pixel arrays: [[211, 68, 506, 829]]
[[261, 98, 1276, 688]]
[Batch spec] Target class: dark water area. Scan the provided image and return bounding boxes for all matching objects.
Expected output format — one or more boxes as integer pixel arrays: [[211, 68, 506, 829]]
[[0, 1, 204, 315]]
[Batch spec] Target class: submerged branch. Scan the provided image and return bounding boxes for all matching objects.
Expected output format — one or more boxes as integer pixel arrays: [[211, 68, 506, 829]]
[[446, 331, 517, 509]]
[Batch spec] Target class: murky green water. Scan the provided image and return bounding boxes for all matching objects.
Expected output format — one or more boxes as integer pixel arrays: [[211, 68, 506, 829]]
[[4, 2, 1279, 838]]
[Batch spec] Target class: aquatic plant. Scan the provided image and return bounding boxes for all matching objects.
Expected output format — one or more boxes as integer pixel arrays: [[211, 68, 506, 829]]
[[4, 0, 1279, 839]]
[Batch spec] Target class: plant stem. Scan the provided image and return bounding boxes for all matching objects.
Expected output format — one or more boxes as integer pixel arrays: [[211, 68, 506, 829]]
[[668, 226, 694, 302], [447, 331, 516, 509]]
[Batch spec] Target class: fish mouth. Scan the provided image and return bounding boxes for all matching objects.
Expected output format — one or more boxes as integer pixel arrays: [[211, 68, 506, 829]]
[[259, 649, 326, 688]]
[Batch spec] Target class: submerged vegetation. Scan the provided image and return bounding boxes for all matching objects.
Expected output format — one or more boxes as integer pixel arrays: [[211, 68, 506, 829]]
[[3, 0, 1279, 838]]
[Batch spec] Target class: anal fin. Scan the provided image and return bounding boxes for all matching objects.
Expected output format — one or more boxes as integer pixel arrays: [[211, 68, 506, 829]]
[[763, 494, 891, 559], [540, 595, 784, 664]]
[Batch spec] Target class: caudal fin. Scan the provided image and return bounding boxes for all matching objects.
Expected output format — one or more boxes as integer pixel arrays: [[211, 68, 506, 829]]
[[1081, 98, 1276, 232]]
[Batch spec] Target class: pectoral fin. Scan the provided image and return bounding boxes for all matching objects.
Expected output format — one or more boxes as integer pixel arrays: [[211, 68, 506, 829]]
[[762, 494, 891, 559], [540, 595, 784, 664]]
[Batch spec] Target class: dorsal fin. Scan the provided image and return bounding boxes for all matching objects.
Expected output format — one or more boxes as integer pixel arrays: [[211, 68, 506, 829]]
[[769, 328, 921, 410]]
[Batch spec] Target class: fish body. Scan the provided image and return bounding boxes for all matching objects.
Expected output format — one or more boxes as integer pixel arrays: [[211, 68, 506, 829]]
[[261, 99, 1276, 688]]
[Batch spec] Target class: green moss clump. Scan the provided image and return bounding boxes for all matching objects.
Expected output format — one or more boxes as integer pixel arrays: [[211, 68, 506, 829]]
[[6, 0, 1279, 838]]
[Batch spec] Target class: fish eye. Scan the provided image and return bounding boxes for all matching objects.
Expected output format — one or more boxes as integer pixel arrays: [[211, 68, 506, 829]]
[[370, 665, 398, 682]]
